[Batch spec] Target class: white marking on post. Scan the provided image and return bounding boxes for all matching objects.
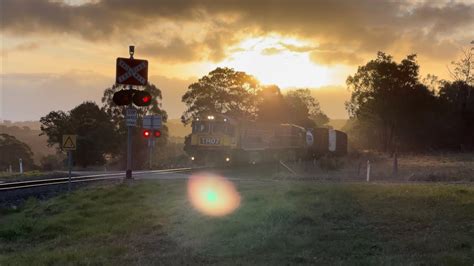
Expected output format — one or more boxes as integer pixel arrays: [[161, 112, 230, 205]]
[[19, 158, 23, 174], [366, 160, 371, 182]]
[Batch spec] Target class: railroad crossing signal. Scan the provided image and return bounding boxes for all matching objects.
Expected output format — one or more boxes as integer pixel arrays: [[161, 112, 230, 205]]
[[113, 90, 133, 105], [142, 129, 161, 139], [62, 135, 77, 151], [154, 130, 161, 138], [143, 129, 151, 138], [116, 57, 148, 86], [112, 89, 152, 107], [133, 90, 152, 106]]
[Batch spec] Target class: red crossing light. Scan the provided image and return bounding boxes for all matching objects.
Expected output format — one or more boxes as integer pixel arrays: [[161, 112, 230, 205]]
[[154, 130, 161, 138], [142, 129, 151, 138], [133, 91, 152, 106], [112, 90, 133, 106]]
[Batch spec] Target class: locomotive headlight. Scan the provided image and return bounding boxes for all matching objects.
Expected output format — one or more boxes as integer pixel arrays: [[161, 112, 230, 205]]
[[225, 157, 230, 162], [207, 115, 215, 120], [191, 156, 195, 161]]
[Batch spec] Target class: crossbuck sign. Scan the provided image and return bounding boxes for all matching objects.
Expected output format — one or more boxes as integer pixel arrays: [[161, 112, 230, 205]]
[[116, 57, 148, 86]]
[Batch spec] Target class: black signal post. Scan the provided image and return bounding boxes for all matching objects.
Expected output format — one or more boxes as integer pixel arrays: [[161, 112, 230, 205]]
[[125, 46, 134, 178], [114, 45, 150, 178]]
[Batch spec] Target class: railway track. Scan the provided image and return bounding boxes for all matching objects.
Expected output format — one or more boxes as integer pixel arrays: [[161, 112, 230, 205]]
[[0, 167, 193, 191]]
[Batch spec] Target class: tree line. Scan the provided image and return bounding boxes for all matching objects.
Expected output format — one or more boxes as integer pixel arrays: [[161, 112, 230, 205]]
[[181, 67, 329, 128], [33, 68, 329, 169], [3, 46, 471, 171], [345, 50, 473, 152]]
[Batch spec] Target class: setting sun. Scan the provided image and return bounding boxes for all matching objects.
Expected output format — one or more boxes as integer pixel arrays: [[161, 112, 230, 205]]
[[220, 36, 334, 88]]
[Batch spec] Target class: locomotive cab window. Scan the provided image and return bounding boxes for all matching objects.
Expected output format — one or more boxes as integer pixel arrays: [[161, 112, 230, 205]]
[[192, 122, 210, 133], [212, 122, 235, 136]]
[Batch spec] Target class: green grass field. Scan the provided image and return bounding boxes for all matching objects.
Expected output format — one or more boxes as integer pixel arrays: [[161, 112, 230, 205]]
[[1, 178, 473, 265]]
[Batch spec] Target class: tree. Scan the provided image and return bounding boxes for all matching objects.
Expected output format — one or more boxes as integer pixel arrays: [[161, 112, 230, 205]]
[[438, 80, 474, 149], [40, 102, 119, 168], [101, 83, 169, 169], [256, 85, 289, 123], [285, 89, 329, 128], [0, 134, 35, 171], [181, 67, 260, 124], [346, 52, 437, 152], [448, 45, 474, 85]]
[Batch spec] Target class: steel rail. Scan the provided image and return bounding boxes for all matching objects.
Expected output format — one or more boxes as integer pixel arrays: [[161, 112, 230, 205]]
[[0, 167, 193, 191]]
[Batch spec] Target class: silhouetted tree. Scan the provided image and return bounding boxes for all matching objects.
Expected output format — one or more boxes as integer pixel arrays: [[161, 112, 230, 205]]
[[448, 45, 474, 85], [346, 52, 437, 152], [285, 89, 329, 128], [438, 80, 474, 149], [40, 102, 118, 168], [181, 67, 260, 124], [0, 134, 35, 171], [256, 85, 289, 123]]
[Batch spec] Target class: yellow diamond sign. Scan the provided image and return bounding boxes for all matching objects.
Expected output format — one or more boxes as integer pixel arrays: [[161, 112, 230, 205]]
[[62, 135, 77, 151]]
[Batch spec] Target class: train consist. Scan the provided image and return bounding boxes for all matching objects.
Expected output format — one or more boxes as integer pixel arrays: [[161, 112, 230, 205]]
[[185, 114, 347, 165]]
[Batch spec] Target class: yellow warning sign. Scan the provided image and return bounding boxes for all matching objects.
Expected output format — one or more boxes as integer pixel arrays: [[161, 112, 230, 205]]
[[62, 135, 77, 151]]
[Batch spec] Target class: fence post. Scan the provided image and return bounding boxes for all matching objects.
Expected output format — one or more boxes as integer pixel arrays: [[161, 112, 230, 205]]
[[366, 160, 371, 182], [19, 158, 23, 174]]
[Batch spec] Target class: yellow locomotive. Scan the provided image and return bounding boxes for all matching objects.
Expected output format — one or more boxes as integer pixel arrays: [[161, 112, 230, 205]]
[[186, 114, 309, 165]]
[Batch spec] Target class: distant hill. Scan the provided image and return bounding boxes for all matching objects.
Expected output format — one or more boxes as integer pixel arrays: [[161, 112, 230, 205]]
[[0, 120, 42, 130], [0, 122, 56, 163]]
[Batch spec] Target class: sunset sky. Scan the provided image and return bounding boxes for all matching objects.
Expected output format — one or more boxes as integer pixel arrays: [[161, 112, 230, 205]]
[[1, 0, 473, 121]]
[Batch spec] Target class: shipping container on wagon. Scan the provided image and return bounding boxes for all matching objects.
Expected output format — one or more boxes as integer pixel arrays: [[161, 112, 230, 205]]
[[335, 130, 348, 155], [312, 128, 329, 154], [309, 128, 347, 156]]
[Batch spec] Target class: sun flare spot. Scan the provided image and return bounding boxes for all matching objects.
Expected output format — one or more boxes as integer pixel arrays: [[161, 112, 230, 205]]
[[187, 173, 241, 217]]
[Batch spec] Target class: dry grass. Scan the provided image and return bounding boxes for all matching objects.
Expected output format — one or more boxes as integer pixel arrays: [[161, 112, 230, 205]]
[[278, 152, 474, 183], [1, 178, 473, 265]]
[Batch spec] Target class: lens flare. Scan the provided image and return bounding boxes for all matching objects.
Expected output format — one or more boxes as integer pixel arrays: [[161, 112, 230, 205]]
[[187, 173, 241, 217]]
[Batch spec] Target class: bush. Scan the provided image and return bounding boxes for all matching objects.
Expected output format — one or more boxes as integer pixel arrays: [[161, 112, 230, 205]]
[[40, 154, 65, 171], [318, 155, 343, 171]]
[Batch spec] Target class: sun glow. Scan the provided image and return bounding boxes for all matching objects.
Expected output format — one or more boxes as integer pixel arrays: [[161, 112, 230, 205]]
[[220, 36, 331, 88], [187, 173, 241, 217]]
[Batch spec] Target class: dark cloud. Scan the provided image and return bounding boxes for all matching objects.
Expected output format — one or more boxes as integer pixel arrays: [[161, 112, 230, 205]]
[[141, 38, 203, 63], [1, 0, 473, 64], [310, 50, 363, 65]]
